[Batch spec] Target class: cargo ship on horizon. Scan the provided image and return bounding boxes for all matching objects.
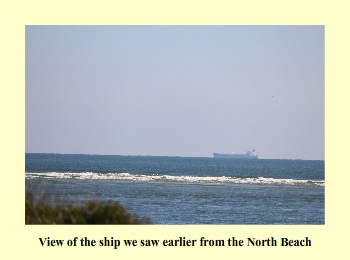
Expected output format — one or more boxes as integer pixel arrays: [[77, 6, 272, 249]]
[[213, 149, 259, 159]]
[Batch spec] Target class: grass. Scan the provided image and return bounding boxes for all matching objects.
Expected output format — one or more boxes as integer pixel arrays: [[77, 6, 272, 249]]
[[25, 192, 151, 224]]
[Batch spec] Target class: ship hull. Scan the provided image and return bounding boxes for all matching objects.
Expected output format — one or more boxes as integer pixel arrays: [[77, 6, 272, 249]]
[[213, 153, 259, 159]]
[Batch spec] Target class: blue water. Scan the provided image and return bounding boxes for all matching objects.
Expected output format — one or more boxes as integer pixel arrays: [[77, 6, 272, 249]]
[[25, 153, 324, 224]]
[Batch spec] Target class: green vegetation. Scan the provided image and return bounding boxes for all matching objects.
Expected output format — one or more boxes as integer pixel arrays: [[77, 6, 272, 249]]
[[25, 192, 150, 224]]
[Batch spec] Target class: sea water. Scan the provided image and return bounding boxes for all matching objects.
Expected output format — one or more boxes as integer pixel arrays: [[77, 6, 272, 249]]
[[25, 153, 324, 224]]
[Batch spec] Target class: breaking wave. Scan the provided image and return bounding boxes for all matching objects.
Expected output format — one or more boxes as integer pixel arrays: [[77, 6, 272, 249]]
[[25, 172, 324, 187]]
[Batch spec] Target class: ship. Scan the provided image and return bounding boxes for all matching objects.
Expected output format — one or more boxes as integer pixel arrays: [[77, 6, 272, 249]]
[[213, 149, 259, 159]]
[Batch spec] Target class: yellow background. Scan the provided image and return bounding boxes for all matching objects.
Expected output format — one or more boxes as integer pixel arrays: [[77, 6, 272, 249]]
[[1, 0, 348, 259]]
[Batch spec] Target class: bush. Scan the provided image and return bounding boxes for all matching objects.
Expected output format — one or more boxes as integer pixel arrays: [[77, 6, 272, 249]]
[[25, 192, 150, 224]]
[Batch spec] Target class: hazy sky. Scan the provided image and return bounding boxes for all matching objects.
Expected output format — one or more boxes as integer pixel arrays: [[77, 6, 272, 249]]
[[26, 26, 324, 160]]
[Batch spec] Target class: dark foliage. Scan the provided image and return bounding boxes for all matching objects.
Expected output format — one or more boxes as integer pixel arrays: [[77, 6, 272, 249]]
[[25, 192, 151, 224]]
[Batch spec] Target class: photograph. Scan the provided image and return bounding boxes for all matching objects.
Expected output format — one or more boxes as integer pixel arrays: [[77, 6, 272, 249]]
[[25, 25, 324, 225]]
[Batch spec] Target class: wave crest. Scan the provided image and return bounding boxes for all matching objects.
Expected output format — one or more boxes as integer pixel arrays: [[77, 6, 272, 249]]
[[25, 172, 324, 186]]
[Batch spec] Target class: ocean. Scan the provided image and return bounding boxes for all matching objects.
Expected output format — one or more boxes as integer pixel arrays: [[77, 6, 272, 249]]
[[25, 153, 325, 224]]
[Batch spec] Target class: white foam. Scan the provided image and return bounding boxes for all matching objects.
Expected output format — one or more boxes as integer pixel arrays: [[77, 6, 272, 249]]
[[25, 172, 324, 186]]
